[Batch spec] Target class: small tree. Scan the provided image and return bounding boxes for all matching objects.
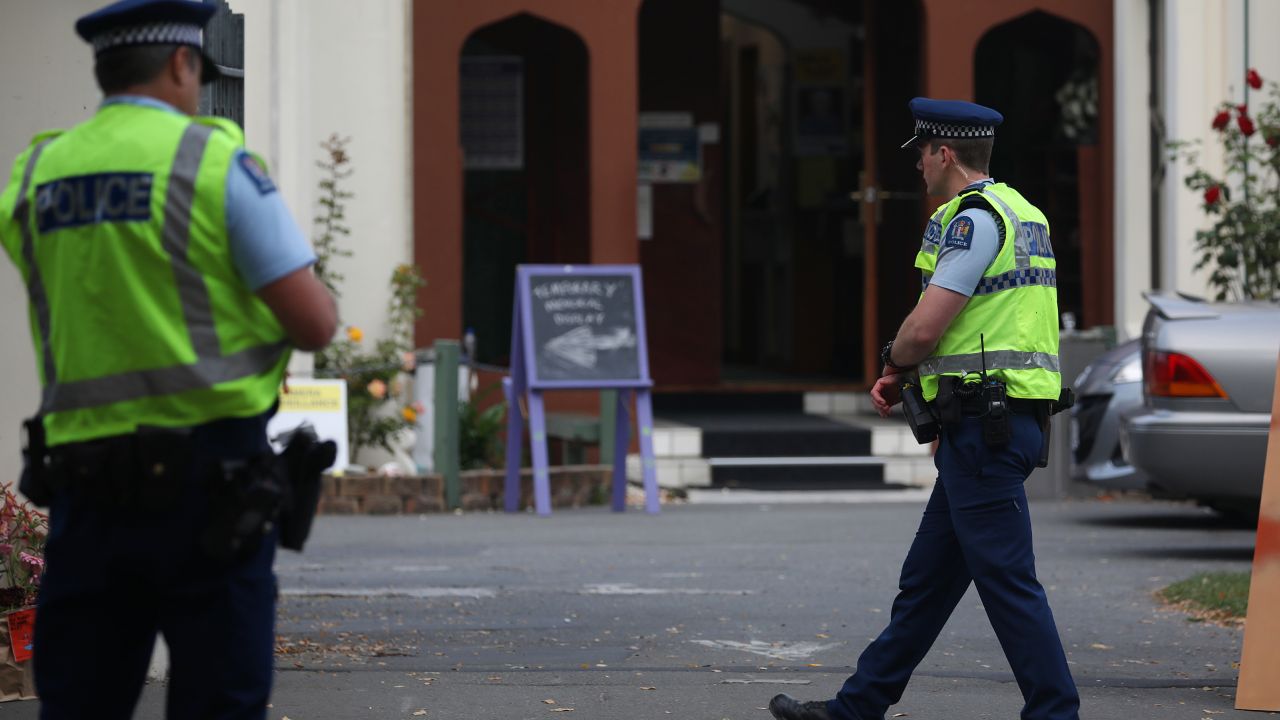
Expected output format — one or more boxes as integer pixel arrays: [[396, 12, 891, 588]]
[[1170, 68, 1280, 301]]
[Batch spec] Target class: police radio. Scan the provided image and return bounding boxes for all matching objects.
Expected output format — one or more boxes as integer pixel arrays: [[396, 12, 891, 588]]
[[978, 334, 1011, 446]]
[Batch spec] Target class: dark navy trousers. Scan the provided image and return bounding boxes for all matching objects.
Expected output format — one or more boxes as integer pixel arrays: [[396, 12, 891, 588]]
[[34, 416, 278, 720], [827, 413, 1079, 720]]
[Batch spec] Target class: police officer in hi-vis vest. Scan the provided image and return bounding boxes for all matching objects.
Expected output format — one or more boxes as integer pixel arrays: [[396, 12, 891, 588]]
[[769, 99, 1080, 720], [0, 0, 337, 716]]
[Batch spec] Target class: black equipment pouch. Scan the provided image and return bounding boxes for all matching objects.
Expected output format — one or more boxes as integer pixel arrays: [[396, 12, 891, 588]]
[[201, 451, 286, 564], [980, 380, 1011, 447], [18, 416, 52, 508], [275, 423, 337, 553], [933, 376, 964, 427], [130, 426, 192, 514], [1031, 388, 1076, 469], [900, 381, 939, 445]]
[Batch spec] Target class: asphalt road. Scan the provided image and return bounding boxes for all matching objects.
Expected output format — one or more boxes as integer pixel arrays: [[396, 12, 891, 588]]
[[9, 496, 1269, 719]]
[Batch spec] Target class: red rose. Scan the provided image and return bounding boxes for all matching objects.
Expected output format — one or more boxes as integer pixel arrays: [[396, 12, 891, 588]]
[[1239, 115, 1256, 136], [1212, 110, 1231, 130], [1247, 68, 1263, 89], [1204, 186, 1221, 205], [1237, 104, 1248, 115]]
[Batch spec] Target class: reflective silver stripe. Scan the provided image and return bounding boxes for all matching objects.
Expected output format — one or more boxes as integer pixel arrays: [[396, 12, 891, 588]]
[[974, 267, 1057, 295], [39, 122, 283, 415], [16, 140, 55, 386], [918, 350, 1060, 376], [979, 190, 1029, 269], [42, 342, 287, 413], [163, 123, 221, 357], [919, 207, 947, 255]]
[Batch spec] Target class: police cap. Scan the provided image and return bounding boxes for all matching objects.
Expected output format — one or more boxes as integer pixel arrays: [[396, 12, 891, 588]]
[[901, 97, 1003, 149], [75, 0, 222, 84]]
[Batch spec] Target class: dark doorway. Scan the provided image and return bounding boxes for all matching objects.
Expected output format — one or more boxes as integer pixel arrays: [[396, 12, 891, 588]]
[[460, 15, 589, 365], [720, 2, 870, 384], [976, 11, 1099, 327], [717, 0, 923, 386]]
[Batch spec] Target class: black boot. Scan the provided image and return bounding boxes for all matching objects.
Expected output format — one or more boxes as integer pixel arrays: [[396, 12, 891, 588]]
[[768, 693, 833, 720]]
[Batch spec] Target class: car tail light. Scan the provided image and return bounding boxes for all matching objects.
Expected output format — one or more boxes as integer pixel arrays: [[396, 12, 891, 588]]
[[1144, 350, 1228, 398]]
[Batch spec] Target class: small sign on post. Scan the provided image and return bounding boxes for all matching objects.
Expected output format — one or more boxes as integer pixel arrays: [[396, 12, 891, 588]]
[[504, 265, 659, 516]]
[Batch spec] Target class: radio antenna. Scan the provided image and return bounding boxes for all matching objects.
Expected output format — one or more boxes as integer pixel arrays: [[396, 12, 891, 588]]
[[980, 333, 988, 381]]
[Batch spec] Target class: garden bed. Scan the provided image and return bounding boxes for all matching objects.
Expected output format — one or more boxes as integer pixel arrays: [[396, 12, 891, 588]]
[[317, 465, 614, 514]]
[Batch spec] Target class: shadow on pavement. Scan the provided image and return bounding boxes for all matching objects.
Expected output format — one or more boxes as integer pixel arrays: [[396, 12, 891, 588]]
[[1109, 545, 1256, 562], [1074, 512, 1256, 531]]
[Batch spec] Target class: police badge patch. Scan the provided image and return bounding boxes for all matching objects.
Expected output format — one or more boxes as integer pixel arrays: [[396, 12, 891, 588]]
[[237, 152, 277, 196], [944, 216, 973, 249]]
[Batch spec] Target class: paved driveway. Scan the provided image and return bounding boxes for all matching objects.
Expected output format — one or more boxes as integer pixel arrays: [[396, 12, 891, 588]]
[[10, 497, 1264, 719]]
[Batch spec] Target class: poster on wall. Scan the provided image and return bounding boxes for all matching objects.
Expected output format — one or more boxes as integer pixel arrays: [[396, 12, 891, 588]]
[[793, 48, 848, 157], [638, 112, 702, 183], [460, 56, 524, 170]]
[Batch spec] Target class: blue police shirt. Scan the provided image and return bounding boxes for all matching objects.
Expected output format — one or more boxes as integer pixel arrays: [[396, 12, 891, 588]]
[[101, 95, 316, 291], [928, 179, 1001, 298]]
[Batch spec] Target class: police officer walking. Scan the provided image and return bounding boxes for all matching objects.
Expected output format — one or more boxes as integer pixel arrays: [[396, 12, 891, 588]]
[[769, 98, 1080, 720], [0, 0, 337, 717]]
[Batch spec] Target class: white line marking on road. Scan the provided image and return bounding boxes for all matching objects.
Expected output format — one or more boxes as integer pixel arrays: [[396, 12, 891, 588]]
[[281, 587, 496, 599], [580, 583, 753, 596], [691, 640, 841, 661], [687, 489, 932, 505]]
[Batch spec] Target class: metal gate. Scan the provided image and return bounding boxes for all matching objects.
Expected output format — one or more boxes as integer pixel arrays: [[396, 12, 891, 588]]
[[197, 0, 244, 127]]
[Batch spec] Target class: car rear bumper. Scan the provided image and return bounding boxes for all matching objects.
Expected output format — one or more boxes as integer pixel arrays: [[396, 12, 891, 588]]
[[1121, 409, 1269, 501]]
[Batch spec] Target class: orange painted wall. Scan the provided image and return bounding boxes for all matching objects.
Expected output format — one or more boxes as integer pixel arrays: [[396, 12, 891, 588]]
[[920, 0, 1115, 327], [412, 0, 644, 347]]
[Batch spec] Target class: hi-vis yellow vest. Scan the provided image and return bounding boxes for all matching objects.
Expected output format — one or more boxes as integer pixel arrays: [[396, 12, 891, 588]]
[[914, 183, 1060, 401], [0, 103, 290, 447]]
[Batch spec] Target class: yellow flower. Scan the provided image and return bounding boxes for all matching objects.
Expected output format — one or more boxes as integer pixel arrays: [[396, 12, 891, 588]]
[[402, 405, 418, 423], [347, 326, 363, 343], [366, 379, 387, 399]]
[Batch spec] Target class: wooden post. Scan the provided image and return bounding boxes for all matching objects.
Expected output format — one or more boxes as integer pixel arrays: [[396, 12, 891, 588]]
[[1237, 351, 1280, 711], [433, 340, 461, 510]]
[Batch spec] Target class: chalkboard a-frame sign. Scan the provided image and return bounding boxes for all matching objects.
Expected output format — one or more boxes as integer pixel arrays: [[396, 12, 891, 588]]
[[504, 265, 660, 515]]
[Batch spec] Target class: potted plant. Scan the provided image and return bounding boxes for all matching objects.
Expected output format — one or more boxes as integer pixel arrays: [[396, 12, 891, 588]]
[[0, 485, 46, 701]]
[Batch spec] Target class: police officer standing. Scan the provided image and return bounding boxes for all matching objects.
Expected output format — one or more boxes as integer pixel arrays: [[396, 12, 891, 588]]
[[0, 0, 337, 717], [769, 99, 1080, 720]]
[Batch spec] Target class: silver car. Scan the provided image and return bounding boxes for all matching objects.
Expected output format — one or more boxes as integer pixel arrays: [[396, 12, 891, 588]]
[[1121, 292, 1280, 518], [1070, 339, 1146, 491]]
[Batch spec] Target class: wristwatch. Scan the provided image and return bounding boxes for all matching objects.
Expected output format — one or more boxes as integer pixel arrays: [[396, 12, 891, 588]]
[[880, 340, 913, 372]]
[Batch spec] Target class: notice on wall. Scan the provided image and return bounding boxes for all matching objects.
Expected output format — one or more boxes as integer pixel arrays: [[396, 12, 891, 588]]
[[267, 379, 350, 471], [638, 112, 701, 183], [638, 183, 653, 239], [793, 48, 848, 157]]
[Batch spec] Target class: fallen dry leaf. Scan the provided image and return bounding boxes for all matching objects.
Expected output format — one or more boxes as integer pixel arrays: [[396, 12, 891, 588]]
[[893, 714, 910, 718], [1090, 643, 1113, 650], [543, 699, 557, 705], [550, 709, 575, 713], [413, 712, 428, 717], [640, 686, 657, 691]]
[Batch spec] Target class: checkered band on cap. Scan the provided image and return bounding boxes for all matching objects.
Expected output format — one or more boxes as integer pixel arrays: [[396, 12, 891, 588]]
[[91, 22, 202, 53], [915, 119, 996, 140]]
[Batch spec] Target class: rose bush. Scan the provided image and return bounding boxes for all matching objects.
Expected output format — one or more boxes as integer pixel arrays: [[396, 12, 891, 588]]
[[310, 136, 427, 463], [1171, 67, 1280, 301]]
